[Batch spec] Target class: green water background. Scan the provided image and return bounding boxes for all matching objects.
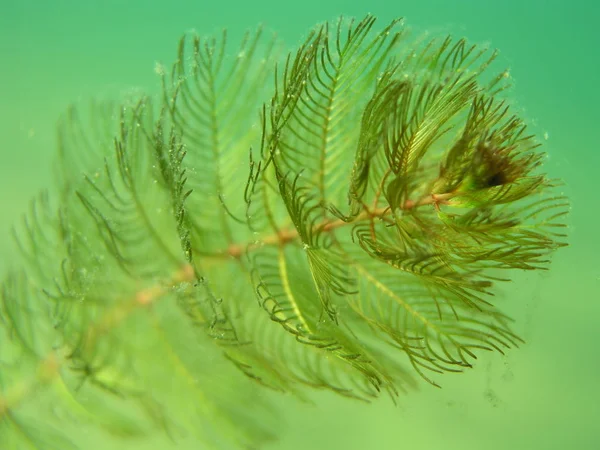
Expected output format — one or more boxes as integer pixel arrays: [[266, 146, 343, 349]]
[[1, 1, 598, 449]]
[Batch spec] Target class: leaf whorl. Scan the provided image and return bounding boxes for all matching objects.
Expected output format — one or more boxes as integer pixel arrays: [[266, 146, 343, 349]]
[[249, 13, 567, 398]]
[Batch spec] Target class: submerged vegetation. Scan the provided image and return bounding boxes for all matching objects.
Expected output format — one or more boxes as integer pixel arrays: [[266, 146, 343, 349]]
[[0, 15, 568, 449]]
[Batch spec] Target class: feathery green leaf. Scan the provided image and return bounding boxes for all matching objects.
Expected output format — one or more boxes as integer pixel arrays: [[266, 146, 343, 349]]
[[1, 14, 569, 449]]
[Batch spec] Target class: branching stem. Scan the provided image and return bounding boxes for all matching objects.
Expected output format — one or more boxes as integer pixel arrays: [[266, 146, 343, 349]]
[[227, 190, 456, 258]]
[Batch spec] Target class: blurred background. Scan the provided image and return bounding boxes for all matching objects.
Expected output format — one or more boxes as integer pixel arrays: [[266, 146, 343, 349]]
[[1, 1, 598, 449]]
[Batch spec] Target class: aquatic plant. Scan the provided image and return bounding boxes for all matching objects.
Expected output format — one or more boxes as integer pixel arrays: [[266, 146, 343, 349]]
[[0, 15, 568, 449]]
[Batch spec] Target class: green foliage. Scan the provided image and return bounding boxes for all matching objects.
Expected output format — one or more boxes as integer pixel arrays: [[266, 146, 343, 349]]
[[0, 15, 568, 449]]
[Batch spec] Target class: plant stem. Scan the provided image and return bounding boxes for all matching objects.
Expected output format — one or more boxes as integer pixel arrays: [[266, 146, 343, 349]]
[[227, 190, 456, 258], [0, 189, 455, 418]]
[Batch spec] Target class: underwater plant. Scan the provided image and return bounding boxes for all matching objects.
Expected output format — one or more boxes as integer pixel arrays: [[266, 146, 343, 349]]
[[0, 14, 568, 449]]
